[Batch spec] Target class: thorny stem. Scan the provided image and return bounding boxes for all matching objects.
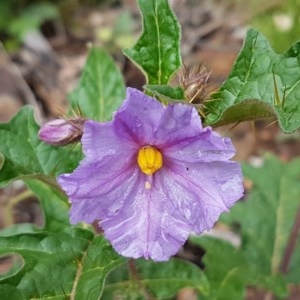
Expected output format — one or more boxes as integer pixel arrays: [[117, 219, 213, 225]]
[[128, 259, 154, 300], [280, 204, 300, 274]]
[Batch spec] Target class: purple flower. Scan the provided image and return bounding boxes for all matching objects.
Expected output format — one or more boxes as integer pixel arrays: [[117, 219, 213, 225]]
[[57, 88, 244, 261], [39, 118, 86, 146]]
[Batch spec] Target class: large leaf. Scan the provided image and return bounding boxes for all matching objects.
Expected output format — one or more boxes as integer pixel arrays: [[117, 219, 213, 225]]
[[24, 179, 70, 232], [0, 177, 125, 299], [124, 0, 181, 85], [0, 106, 79, 186], [0, 179, 69, 237], [191, 155, 300, 298], [69, 47, 125, 122], [205, 29, 300, 133], [103, 258, 209, 299], [0, 230, 125, 299], [190, 236, 249, 300], [230, 155, 300, 283]]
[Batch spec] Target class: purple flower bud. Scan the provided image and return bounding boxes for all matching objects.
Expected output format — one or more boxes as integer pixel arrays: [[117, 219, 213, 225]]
[[38, 118, 86, 146]]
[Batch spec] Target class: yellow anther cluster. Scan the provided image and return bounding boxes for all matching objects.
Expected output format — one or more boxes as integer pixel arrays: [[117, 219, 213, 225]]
[[137, 146, 163, 175]]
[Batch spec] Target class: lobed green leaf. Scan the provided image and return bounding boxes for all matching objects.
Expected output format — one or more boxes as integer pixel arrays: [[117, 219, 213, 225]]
[[205, 28, 300, 133], [0, 177, 125, 299], [69, 47, 125, 122], [231, 155, 300, 282], [74, 237, 126, 300], [0, 230, 124, 299], [191, 155, 300, 298], [0, 179, 69, 237], [24, 179, 70, 232], [0, 106, 80, 186], [190, 236, 248, 300], [124, 0, 181, 85]]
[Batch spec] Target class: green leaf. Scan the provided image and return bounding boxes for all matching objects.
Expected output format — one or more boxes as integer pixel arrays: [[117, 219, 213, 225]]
[[0, 152, 4, 170], [0, 224, 40, 237], [124, 0, 181, 85], [74, 237, 126, 300], [24, 179, 70, 232], [230, 156, 300, 282], [189, 155, 300, 298], [190, 236, 248, 300], [223, 155, 300, 295], [0, 230, 125, 299], [69, 47, 125, 122], [103, 258, 209, 299], [0, 179, 69, 237], [205, 28, 300, 133], [0, 178, 124, 299], [0, 106, 79, 186]]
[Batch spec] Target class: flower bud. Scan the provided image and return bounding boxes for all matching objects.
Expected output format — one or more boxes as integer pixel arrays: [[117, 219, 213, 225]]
[[178, 64, 210, 104], [38, 117, 86, 146]]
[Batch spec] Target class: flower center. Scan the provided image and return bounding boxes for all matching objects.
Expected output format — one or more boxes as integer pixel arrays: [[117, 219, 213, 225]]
[[137, 146, 163, 175]]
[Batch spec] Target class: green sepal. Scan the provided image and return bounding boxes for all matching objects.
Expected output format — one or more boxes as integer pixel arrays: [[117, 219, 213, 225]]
[[144, 84, 184, 101]]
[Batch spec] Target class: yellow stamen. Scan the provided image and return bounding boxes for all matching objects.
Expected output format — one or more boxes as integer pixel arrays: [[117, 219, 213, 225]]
[[137, 146, 163, 175]]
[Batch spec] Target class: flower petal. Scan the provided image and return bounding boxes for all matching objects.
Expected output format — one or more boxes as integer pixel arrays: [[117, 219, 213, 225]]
[[100, 175, 190, 261], [159, 160, 243, 233], [163, 127, 236, 163], [149, 102, 235, 162], [113, 88, 164, 145], [57, 158, 139, 224], [82, 120, 136, 161], [154, 102, 203, 146], [58, 156, 139, 224], [57, 120, 139, 224]]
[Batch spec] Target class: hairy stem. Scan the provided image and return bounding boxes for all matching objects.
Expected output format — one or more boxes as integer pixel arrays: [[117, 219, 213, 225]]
[[128, 258, 141, 284]]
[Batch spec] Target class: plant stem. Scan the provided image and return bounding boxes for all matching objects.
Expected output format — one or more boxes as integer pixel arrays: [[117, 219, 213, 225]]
[[128, 258, 141, 284], [280, 204, 300, 274]]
